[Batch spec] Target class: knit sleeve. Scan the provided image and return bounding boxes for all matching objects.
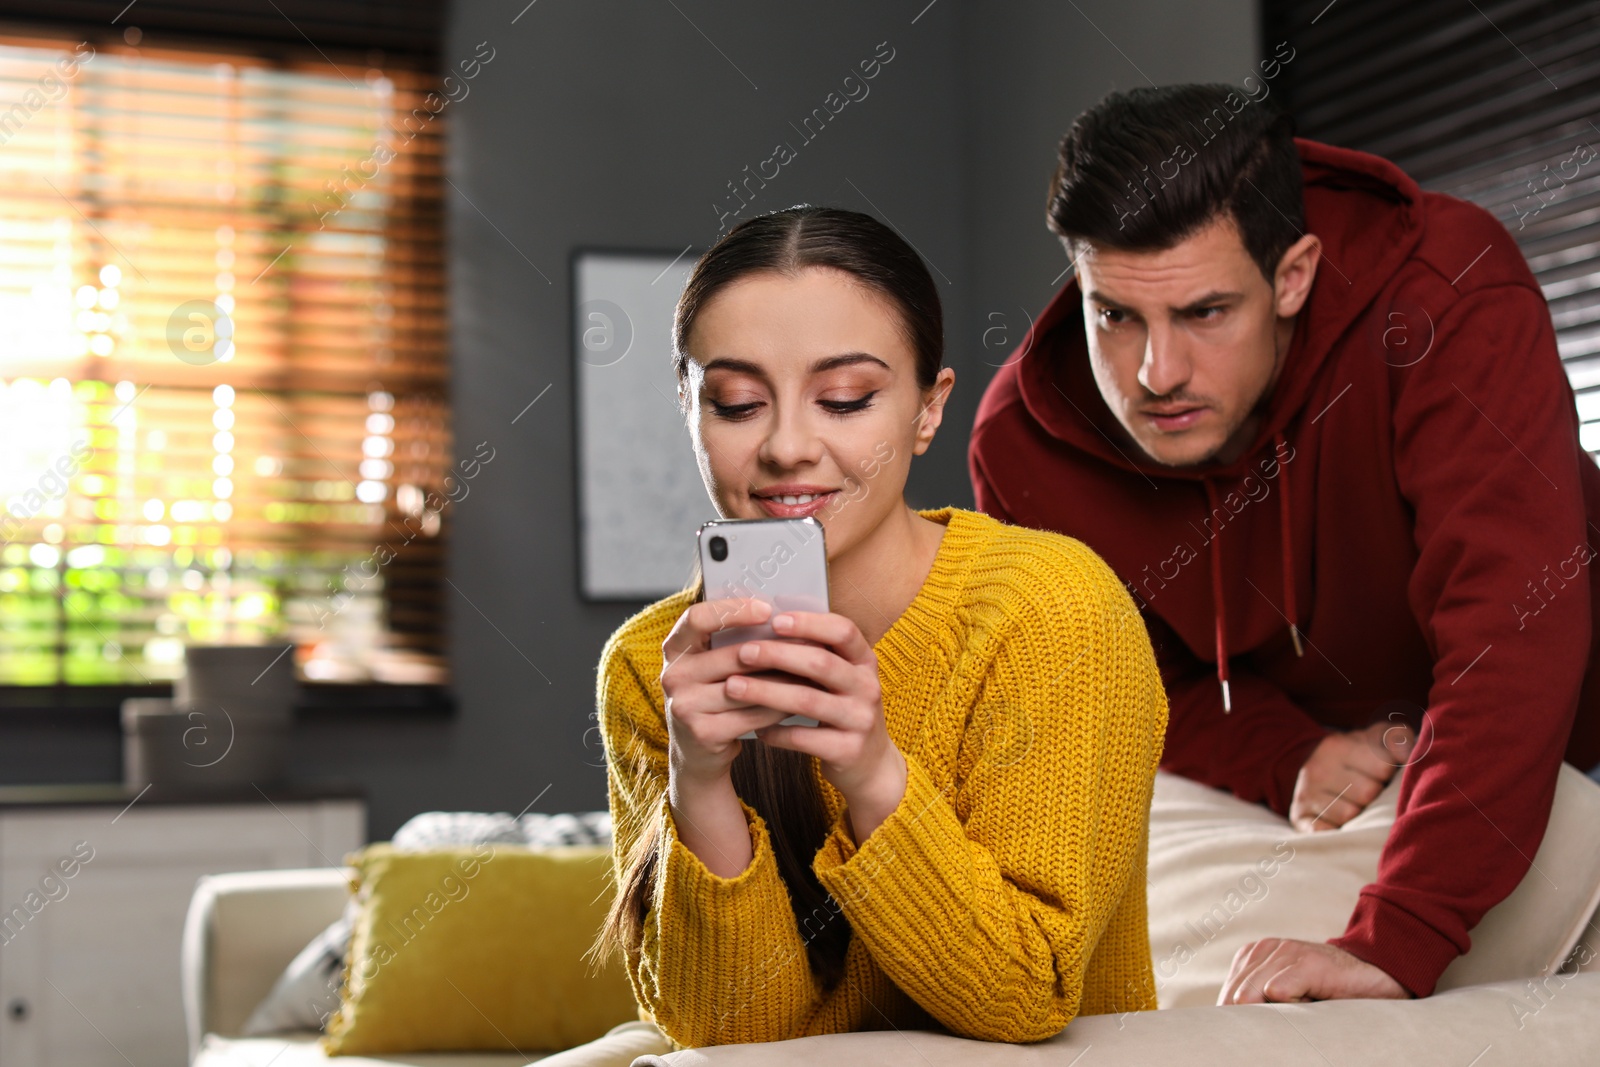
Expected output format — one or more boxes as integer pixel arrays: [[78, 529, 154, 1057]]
[[811, 544, 1168, 1042], [596, 638, 830, 1047]]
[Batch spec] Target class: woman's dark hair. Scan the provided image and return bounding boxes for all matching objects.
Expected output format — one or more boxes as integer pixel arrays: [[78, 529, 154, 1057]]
[[674, 204, 944, 391], [594, 205, 943, 992], [1046, 84, 1304, 282]]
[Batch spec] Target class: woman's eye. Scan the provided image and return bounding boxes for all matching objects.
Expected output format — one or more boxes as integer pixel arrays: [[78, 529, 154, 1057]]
[[709, 400, 760, 420], [820, 391, 877, 415]]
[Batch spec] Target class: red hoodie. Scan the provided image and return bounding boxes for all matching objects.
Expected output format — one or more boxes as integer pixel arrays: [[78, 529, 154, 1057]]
[[969, 138, 1600, 998]]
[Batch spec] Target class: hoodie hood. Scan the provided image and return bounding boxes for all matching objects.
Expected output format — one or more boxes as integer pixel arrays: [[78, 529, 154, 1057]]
[[1013, 138, 1427, 480]]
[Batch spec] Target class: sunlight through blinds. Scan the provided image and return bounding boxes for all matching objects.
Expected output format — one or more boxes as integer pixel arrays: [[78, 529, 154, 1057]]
[[0, 32, 450, 686]]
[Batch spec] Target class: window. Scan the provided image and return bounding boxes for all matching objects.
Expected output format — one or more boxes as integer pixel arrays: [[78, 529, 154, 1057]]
[[1267, 0, 1600, 455], [0, 31, 451, 686]]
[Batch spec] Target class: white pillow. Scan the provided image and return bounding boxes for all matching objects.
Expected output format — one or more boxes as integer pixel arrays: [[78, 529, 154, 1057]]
[[1146, 762, 1600, 1007], [238, 898, 354, 1035]]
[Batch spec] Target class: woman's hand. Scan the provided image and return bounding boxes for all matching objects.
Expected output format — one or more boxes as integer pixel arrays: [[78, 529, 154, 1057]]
[[658, 597, 792, 876], [733, 610, 908, 843], [660, 597, 798, 782]]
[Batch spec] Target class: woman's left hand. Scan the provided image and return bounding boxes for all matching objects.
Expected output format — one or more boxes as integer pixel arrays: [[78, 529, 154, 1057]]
[[725, 610, 908, 843]]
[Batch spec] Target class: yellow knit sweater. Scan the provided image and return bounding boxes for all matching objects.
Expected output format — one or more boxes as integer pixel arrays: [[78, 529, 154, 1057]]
[[595, 506, 1168, 1047]]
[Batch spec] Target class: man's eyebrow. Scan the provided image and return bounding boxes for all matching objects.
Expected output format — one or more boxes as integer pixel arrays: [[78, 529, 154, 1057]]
[[700, 352, 891, 376], [1083, 290, 1245, 312], [1176, 291, 1244, 312]]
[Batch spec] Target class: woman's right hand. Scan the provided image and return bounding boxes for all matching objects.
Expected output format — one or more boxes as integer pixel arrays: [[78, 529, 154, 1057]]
[[660, 596, 791, 785], [660, 597, 792, 877]]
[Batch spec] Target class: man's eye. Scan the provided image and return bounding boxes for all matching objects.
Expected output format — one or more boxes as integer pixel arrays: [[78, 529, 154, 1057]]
[[1099, 308, 1127, 326], [1192, 306, 1223, 320], [820, 391, 877, 415]]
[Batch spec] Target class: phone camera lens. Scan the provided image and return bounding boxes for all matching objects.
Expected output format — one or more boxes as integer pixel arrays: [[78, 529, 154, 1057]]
[[708, 535, 728, 562]]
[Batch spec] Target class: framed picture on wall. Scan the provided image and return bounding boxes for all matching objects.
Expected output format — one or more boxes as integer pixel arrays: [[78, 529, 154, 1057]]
[[572, 247, 718, 601]]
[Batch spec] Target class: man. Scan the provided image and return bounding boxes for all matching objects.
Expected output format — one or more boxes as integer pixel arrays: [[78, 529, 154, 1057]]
[[969, 83, 1600, 1004]]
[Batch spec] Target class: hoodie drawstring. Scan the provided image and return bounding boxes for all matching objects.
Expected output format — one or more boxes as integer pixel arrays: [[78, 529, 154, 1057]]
[[1204, 431, 1301, 716], [1275, 432, 1304, 658], [1203, 479, 1232, 714]]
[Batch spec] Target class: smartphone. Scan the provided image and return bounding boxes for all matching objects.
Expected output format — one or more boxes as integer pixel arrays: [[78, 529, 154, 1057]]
[[697, 516, 829, 733]]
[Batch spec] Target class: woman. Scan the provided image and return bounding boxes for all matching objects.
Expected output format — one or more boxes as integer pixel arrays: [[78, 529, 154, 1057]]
[[591, 206, 1167, 1051]]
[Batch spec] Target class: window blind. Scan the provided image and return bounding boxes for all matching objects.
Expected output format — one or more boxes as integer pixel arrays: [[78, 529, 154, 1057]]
[[0, 31, 450, 686], [1264, 0, 1600, 454]]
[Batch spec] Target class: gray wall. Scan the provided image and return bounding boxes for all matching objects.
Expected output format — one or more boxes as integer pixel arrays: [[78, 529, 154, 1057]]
[[961, 3, 1260, 339], [294, 0, 1259, 839]]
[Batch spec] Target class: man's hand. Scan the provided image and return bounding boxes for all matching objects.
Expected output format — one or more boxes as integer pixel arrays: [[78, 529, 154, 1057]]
[[1290, 721, 1416, 832], [1219, 939, 1411, 1004]]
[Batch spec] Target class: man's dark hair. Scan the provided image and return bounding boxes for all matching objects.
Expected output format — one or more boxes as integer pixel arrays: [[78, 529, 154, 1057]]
[[1046, 84, 1304, 282]]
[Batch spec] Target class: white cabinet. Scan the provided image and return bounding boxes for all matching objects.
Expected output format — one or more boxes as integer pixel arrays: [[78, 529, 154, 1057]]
[[0, 788, 363, 1067]]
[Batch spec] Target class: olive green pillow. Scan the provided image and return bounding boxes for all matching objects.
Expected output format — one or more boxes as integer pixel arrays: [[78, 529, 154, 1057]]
[[323, 843, 637, 1055]]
